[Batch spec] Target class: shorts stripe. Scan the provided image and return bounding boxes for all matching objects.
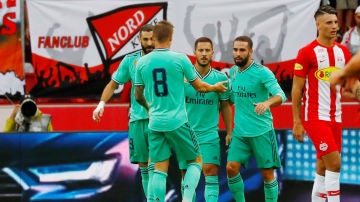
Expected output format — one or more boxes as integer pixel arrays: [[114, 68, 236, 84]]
[[269, 131, 277, 161], [187, 123, 199, 152]]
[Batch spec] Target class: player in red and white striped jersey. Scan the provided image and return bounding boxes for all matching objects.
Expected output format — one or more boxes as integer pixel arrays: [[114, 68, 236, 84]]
[[292, 5, 352, 202]]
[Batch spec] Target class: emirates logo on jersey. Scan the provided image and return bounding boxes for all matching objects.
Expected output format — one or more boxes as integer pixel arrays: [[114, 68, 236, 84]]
[[314, 67, 341, 82], [319, 142, 328, 151]]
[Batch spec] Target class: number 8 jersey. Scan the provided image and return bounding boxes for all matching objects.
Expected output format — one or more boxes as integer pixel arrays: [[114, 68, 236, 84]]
[[135, 48, 197, 131]]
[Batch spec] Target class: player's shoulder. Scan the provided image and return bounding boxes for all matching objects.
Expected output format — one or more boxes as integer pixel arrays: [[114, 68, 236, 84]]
[[170, 50, 187, 58], [298, 40, 317, 52], [124, 50, 142, 60], [229, 65, 237, 72], [252, 61, 274, 74], [252, 61, 266, 69], [334, 41, 349, 50], [211, 68, 228, 78]]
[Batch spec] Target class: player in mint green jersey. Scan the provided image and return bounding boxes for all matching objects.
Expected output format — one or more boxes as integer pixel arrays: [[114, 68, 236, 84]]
[[226, 36, 287, 202], [179, 37, 232, 202], [134, 20, 227, 202], [92, 24, 154, 200]]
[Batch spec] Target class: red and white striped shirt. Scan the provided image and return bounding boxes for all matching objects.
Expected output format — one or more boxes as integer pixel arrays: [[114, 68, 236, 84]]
[[294, 40, 351, 122]]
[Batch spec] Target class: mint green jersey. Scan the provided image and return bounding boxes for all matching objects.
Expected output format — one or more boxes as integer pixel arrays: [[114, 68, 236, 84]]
[[185, 68, 230, 135], [111, 50, 148, 122], [229, 61, 286, 137], [135, 49, 197, 131]]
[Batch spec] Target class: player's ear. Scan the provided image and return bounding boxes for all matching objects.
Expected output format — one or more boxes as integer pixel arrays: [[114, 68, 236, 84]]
[[249, 47, 254, 55], [169, 35, 173, 42]]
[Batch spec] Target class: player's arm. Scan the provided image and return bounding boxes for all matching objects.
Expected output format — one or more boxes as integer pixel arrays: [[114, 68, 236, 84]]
[[341, 78, 360, 101], [47, 121, 53, 132], [220, 100, 232, 146], [291, 75, 306, 143], [330, 50, 360, 88], [354, 81, 360, 101], [190, 78, 227, 93], [3, 105, 19, 132], [92, 80, 119, 122], [253, 94, 284, 115], [134, 85, 149, 112], [254, 70, 287, 114]]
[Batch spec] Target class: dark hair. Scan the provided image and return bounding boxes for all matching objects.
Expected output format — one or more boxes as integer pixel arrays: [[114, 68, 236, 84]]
[[314, 5, 337, 20], [139, 24, 154, 33], [233, 36, 253, 49], [194, 37, 213, 50], [153, 20, 174, 43]]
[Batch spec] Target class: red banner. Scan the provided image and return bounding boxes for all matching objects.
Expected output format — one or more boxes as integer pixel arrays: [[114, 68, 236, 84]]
[[0, 0, 24, 98], [25, 0, 318, 99]]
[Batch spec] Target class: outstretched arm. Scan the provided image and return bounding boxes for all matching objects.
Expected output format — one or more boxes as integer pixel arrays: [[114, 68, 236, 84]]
[[272, 13, 288, 60], [3, 105, 19, 132], [184, 5, 196, 47], [330, 51, 360, 88], [190, 78, 227, 93], [92, 80, 119, 122]]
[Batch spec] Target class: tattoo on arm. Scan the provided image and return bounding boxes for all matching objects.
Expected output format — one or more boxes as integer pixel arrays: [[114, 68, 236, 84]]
[[356, 88, 360, 101]]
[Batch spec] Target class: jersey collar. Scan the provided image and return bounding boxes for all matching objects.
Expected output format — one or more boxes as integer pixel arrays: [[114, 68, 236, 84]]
[[194, 66, 212, 79]]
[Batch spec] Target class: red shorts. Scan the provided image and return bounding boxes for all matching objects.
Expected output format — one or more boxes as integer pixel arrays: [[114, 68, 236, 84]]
[[303, 120, 342, 159]]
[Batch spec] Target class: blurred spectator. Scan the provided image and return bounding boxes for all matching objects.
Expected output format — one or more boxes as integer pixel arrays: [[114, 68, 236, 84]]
[[329, 0, 336, 8], [322, 0, 336, 8], [24, 0, 33, 72], [341, 6, 360, 55], [4, 94, 53, 132], [336, 0, 358, 36]]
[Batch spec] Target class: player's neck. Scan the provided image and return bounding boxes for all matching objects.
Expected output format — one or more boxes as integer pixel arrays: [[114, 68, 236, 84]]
[[195, 64, 210, 77], [237, 60, 252, 72], [316, 36, 335, 47], [155, 40, 171, 49]]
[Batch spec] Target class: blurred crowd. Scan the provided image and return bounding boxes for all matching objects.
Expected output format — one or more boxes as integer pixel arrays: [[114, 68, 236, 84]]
[[323, 0, 360, 44]]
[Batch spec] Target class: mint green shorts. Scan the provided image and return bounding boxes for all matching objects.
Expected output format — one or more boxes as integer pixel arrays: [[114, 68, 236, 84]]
[[149, 122, 200, 163], [128, 119, 149, 163], [179, 130, 220, 169], [227, 129, 281, 169]]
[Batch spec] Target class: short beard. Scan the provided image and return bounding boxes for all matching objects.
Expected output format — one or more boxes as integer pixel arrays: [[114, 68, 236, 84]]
[[142, 45, 154, 54], [196, 58, 210, 68], [235, 56, 249, 68]]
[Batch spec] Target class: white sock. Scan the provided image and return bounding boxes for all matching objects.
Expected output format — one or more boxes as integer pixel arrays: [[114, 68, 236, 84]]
[[311, 173, 327, 202], [325, 170, 340, 202]]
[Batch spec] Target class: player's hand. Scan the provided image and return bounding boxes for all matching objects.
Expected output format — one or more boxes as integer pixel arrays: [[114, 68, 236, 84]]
[[293, 121, 305, 143], [225, 133, 232, 153], [93, 101, 105, 122], [10, 105, 20, 119], [330, 70, 346, 91], [225, 133, 232, 146], [187, 4, 195, 12], [342, 78, 360, 101], [253, 102, 269, 115], [230, 14, 238, 25], [214, 80, 228, 93]]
